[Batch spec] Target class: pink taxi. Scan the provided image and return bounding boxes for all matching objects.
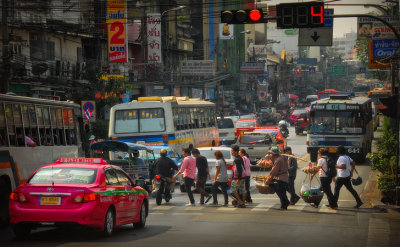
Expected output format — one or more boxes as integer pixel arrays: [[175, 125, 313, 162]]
[[9, 157, 148, 239]]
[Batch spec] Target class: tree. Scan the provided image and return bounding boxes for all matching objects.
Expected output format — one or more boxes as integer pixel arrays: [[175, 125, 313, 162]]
[[354, 40, 369, 66]]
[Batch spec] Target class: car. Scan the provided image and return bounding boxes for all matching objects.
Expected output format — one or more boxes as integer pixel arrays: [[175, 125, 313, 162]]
[[9, 157, 149, 239], [290, 108, 308, 125], [235, 131, 281, 166], [217, 117, 236, 145], [234, 118, 260, 138], [178, 147, 234, 192]]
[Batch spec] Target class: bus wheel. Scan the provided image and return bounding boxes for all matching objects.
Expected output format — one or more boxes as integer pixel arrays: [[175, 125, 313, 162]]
[[0, 177, 11, 227]]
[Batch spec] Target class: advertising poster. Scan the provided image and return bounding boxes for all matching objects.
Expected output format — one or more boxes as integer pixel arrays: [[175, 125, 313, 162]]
[[219, 23, 234, 40], [107, 0, 128, 63]]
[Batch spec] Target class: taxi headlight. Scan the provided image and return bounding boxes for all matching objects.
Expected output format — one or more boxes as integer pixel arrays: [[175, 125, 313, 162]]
[[311, 141, 318, 146]]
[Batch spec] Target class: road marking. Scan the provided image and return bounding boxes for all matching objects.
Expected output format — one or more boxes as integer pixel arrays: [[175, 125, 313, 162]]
[[217, 207, 237, 211], [251, 203, 274, 212], [149, 212, 164, 215], [172, 212, 203, 216], [318, 205, 337, 213], [153, 205, 174, 210], [185, 206, 205, 211]]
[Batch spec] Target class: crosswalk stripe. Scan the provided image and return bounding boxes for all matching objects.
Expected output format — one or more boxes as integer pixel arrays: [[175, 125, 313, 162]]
[[251, 203, 274, 212], [185, 206, 205, 211], [217, 206, 237, 211]]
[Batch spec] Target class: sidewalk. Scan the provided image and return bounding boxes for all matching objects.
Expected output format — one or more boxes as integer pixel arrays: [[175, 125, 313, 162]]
[[363, 127, 400, 247]]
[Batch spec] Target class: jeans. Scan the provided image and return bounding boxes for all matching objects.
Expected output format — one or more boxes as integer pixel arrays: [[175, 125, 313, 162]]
[[195, 177, 209, 203], [287, 176, 299, 203], [211, 181, 228, 204], [275, 180, 290, 209], [245, 176, 252, 202], [184, 177, 195, 204], [320, 177, 337, 207], [334, 176, 362, 205]]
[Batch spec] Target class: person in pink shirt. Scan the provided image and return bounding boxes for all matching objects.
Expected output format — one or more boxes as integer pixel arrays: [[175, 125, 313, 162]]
[[239, 149, 252, 203], [173, 148, 197, 206]]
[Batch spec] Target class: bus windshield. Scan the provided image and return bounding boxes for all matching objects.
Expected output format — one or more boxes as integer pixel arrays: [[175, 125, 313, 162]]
[[309, 111, 363, 134]]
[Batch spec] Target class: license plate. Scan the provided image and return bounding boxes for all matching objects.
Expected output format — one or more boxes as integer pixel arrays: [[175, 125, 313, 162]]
[[40, 197, 61, 205], [329, 147, 337, 153]]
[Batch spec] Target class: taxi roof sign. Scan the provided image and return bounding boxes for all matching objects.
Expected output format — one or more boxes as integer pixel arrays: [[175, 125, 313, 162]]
[[55, 157, 108, 165]]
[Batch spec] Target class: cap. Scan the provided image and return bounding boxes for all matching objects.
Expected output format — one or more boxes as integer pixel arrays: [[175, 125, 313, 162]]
[[89, 135, 95, 141], [268, 146, 280, 154], [160, 148, 167, 154]]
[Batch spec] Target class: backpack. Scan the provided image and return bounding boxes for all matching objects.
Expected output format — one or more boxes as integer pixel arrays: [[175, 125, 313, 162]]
[[323, 157, 337, 178]]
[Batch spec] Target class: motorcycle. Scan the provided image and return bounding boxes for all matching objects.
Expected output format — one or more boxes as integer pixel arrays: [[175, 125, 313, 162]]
[[152, 175, 175, 205], [278, 120, 289, 138]]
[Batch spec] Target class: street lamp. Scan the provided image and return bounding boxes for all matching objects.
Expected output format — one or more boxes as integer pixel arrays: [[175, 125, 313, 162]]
[[161, 5, 187, 17]]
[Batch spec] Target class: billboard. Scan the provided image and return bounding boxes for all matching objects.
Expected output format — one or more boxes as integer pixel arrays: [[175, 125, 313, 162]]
[[107, 0, 128, 63], [357, 17, 400, 40], [368, 40, 396, 69], [147, 13, 162, 63]]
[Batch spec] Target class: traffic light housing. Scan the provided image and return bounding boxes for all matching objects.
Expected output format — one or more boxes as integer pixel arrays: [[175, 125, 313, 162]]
[[276, 2, 324, 29], [379, 95, 400, 119], [221, 9, 267, 24], [296, 68, 301, 73]]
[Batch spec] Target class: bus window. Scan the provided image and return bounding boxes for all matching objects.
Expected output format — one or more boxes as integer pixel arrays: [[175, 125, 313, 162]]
[[309, 111, 335, 133], [0, 103, 6, 146], [5, 104, 16, 146], [139, 108, 165, 132], [115, 110, 138, 133], [335, 112, 363, 134]]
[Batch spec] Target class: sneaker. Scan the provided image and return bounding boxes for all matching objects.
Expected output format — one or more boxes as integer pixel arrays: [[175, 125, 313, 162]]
[[310, 203, 318, 208], [205, 195, 212, 204], [354, 202, 363, 209], [185, 202, 195, 206], [222, 203, 228, 207], [279, 207, 288, 211], [210, 202, 219, 206]]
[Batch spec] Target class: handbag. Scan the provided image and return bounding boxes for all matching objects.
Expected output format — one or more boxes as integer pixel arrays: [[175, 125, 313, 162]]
[[351, 168, 362, 186]]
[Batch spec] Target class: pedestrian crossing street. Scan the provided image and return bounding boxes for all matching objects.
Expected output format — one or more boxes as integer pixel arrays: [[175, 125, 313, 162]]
[[148, 197, 370, 215]]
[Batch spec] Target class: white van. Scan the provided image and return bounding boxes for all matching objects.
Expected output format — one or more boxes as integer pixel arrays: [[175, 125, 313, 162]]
[[217, 117, 236, 144]]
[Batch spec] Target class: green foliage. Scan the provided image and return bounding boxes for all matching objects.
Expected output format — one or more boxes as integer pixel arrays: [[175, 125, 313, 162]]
[[377, 173, 396, 196], [367, 117, 398, 197], [72, 65, 131, 120], [354, 40, 369, 66], [91, 120, 109, 140]]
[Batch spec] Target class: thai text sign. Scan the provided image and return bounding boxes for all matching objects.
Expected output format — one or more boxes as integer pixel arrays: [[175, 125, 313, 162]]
[[107, 0, 128, 63], [181, 60, 215, 76], [147, 13, 162, 63], [372, 39, 399, 59]]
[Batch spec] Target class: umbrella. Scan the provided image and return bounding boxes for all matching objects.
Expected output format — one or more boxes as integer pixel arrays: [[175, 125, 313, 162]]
[[290, 94, 298, 99]]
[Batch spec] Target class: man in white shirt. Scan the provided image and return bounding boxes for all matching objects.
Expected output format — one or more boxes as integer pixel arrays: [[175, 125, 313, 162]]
[[333, 146, 363, 208]]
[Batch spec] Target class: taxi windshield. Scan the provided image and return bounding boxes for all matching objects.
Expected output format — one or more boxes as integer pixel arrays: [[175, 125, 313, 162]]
[[236, 121, 255, 127], [29, 167, 98, 185]]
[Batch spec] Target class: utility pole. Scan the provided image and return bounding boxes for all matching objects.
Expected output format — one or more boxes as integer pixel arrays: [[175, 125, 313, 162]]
[[1, 0, 9, 93]]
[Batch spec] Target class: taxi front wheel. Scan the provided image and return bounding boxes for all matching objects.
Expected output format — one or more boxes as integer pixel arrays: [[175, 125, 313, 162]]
[[103, 208, 115, 237], [134, 203, 146, 229], [13, 223, 31, 239]]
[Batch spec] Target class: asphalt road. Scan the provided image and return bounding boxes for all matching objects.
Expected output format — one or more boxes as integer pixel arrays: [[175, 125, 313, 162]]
[[0, 127, 387, 247]]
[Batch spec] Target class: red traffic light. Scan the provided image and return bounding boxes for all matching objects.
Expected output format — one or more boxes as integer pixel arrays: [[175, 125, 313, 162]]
[[249, 10, 262, 22], [296, 68, 301, 73], [221, 9, 266, 24]]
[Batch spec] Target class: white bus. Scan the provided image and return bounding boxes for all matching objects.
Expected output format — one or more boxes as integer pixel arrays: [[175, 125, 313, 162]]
[[0, 94, 83, 224], [109, 96, 219, 153], [307, 94, 373, 163]]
